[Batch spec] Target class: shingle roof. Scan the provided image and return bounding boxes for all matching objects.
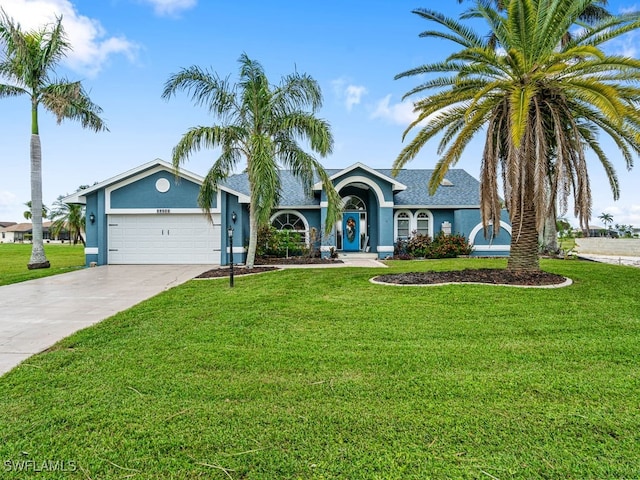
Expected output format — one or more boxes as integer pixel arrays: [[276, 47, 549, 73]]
[[221, 167, 480, 208], [384, 169, 480, 206]]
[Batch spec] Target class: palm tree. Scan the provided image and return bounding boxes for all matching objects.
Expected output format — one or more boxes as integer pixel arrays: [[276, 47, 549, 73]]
[[49, 195, 85, 245], [23, 201, 48, 221], [598, 212, 614, 233], [0, 10, 107, 269], [456, 0, 612, 254], [393, 0, 640, 272], [162, 54, 341, 268]]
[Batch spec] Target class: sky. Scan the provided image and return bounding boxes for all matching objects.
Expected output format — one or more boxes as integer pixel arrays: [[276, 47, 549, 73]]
[[1, 0, 640, 228]]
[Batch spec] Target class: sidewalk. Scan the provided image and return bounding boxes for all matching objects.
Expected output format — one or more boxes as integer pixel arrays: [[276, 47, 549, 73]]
[[577, 254, 640, 268]]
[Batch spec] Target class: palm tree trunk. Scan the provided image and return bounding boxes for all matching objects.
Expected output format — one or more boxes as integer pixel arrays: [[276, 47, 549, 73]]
[[28, 134, 50, 270], [507, 200, 539, 271], [245, 205, 258, 268], [507, 151, 540, 272]]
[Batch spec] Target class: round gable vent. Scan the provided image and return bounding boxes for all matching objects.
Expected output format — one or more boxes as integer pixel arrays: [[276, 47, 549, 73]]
[[156, 178, 171, 193]]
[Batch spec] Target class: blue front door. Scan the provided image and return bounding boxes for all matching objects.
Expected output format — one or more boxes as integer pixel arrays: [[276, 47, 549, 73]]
[[343, 214, 360, 251]]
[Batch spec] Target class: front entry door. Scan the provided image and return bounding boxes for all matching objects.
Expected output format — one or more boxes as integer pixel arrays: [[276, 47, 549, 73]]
[[343, 214, 360, 251]]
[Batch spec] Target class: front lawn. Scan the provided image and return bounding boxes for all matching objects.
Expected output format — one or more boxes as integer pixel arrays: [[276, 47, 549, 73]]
[[0, 258, 638, 479], [0, 243, 85, 286]]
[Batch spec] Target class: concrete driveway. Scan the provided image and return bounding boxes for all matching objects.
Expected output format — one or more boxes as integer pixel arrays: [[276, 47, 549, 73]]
[[0, 265, 211, 376]]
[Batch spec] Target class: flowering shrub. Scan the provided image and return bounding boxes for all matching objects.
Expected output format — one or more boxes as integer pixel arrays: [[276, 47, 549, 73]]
[[407, 233, 432, 257], [393, 231, 472, 259]]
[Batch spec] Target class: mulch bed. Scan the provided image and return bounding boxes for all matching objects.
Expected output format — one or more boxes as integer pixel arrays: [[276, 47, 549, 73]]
[[374, 269, 568, 286], [196, 266, 279, 279], [254, 257, 343, 265], [195, 257, 343, 279]]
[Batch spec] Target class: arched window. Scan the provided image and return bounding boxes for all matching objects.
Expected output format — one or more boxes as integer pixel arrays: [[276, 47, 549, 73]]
[[416, 211, 431, 236], [395, 211, 411, 239], [343, 195, 366, 211], [271, 211, 307, 235]]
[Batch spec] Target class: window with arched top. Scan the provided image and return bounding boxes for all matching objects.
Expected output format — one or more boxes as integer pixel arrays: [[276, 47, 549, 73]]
[[395, 211, 411, 239], [416, 211, 430, 236], [342, 195, 366, 211], [271, 211, 307, 233]]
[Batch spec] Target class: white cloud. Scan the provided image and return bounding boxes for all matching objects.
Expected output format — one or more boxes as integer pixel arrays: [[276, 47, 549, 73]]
[[608, 30, 639, 58], [618, 5, 640, 15], [593, 203, 640, 227], [139, 0, 197, 16], [370, 94, 419, 126], [1, 0, 138, 77], [344, 85, 367, 111], [331, 77, 368, 111], [0, 190, 19, 218]]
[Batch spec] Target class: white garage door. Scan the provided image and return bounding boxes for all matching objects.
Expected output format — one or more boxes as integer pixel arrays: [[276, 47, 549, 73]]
[[108, 214, 221, 264]]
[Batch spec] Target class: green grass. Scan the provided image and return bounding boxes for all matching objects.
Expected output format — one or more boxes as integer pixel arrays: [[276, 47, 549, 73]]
[[1, 258, 639, 479], [559, 237, 576, 252], [0, 243, 85, 286]]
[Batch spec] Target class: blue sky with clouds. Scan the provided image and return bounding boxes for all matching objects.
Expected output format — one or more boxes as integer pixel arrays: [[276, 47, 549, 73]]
[[1, 0, 640, 227]]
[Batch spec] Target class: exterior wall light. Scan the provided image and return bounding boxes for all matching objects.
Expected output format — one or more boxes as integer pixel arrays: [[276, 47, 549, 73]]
[[89, 213, 95, 225], [231, 211, 237, 224]]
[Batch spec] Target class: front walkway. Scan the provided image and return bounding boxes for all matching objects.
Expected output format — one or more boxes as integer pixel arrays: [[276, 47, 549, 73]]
[[0, 265, 210, 376]]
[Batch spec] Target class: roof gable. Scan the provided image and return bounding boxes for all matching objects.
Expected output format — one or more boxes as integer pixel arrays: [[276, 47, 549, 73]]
[[312, 162, 407, 192], [63, 159, 249, 204]]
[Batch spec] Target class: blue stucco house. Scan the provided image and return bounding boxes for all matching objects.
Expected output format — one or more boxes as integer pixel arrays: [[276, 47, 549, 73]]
[[65, 159, 512, 266]]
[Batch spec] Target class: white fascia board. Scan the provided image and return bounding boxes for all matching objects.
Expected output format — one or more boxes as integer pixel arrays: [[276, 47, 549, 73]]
[[219, 185, 251, 204], [275, 205, 320, 210], [65, 159, 206, 204], [394, 204, 480, 209], [312, 162, 407, 191], [106, 208, 218, 215], [62, 192, 87, 205]]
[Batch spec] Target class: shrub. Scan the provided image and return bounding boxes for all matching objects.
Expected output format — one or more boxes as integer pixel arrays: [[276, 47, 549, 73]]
[[256, 226, 307, 258], [429, 232, 472, 258], [407, 233, 432, 257], [393, 231, 472, 259], [393, 237, 409, 256]]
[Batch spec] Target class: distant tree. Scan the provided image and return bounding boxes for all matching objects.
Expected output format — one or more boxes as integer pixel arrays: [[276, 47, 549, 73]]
[[598, 213, 614, 234], [162, 54, 341, 268], [49, 195, 85, 245], [0, 10, 107, 269], [23, 201, 48, 221], [556, 218, 573, 239]]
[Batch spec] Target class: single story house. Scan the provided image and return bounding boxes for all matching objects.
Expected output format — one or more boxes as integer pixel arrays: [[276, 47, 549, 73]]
[[64, 159, 512, 267], [0, 221, 69, 243]]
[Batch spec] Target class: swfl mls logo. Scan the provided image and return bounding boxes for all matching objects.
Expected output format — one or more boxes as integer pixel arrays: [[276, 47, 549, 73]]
[[4, 459, 77, 472]]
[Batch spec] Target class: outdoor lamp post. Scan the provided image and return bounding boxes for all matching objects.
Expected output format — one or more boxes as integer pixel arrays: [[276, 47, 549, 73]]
[[227, 226, 234, 288]]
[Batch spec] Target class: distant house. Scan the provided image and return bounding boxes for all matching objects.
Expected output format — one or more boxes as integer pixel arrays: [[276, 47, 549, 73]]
[[0, 222, 70, 243], [0, 222, 17, 243], [586, 225, 614, 238], [64, 159, 513, 267]]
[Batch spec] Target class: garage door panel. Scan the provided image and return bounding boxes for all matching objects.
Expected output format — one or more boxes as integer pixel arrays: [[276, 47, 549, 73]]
[[108, 214, 221, 264]]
